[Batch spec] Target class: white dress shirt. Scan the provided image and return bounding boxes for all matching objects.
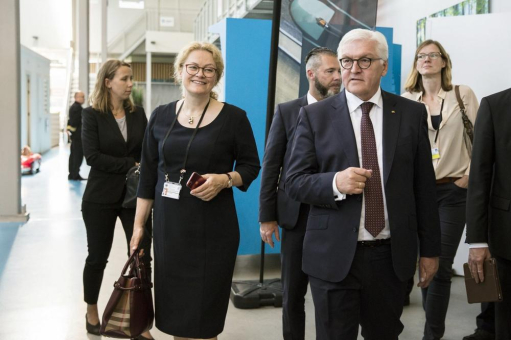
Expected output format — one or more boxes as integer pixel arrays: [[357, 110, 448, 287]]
[[332, 88, 390, 240], [307, 91, 318, 105]]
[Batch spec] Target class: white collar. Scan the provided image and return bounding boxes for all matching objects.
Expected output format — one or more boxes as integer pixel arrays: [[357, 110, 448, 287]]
[[345, 88, 383, 114], [306, 91, 318, 105]]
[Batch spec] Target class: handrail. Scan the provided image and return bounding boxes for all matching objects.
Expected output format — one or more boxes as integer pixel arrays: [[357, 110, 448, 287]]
[[107, 12, 146, 52]]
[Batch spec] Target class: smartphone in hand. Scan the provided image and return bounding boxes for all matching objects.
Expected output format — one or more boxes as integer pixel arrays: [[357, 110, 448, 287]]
[[186, 172, 206, 190]]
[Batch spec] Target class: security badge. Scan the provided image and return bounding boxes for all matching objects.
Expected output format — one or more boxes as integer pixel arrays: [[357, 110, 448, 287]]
[[162, 172, 184, 200], [431, 146, 440, 160], [162, 181, 181, 199]]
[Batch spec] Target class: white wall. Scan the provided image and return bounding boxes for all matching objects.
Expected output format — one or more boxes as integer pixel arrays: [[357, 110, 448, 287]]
[[145, 31, 194, 53], [20, 46, 52, 154], [376, 0, 511, 94], [20, 0, 72, 49], [426, 13, 511, 101], [492, 0, 511, 13]]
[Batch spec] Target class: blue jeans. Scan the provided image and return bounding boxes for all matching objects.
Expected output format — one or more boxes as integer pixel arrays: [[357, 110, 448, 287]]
[[422, 182, 467, 340]]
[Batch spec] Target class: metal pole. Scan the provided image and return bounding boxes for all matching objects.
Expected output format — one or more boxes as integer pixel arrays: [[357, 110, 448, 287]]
[[258, 0, 282, 283], [146, 52, 152, 115], [78, 0, 90, 101], [101, 0, 107, 64], [265, 0, 282, 143]]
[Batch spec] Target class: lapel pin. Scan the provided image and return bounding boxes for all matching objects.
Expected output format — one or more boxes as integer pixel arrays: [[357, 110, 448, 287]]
[[391, 110, 396, 114]]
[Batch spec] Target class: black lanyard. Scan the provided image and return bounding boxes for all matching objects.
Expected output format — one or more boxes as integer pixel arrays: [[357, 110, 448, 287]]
[[433, 98, 445, 144], [161, 99, 210, 183]]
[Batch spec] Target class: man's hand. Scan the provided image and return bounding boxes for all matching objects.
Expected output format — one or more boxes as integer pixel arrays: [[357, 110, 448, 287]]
[[417, 257, 439, 288], [260, 221, 280, 248], [468, 247, 491, 283], [335, 167, 372, 195]]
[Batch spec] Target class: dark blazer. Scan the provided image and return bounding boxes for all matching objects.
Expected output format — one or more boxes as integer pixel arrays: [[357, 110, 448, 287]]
[[285, 89, 441, 283], [259, 95, 308, 229], [466, 88, 511, 261], [82, 106, 147, 204], [68, 101, 83, 134]]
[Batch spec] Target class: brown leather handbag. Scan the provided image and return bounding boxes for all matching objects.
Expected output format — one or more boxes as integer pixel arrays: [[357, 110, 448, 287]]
[[100, 250, 154, 338]]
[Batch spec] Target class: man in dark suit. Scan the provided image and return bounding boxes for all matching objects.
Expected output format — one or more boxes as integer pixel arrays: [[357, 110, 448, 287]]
[[464, 302, 495, 340], [466, 88, 511, 339], [68, 91, 86, 180], [259, 47, 340, 339], [285, 29, 441, 340]]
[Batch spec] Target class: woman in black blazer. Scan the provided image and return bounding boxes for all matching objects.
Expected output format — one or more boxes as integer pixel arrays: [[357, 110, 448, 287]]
[[81, 60, 153, 339]]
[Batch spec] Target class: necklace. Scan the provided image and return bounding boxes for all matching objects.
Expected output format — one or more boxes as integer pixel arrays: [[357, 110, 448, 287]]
[[178, 99, 210, 126], [184, 113, 199, 125]]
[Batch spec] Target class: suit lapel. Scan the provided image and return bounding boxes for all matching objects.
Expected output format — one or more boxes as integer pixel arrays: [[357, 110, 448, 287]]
[[292, 95, 308, 115], [125, 110, 133, 145], [382, 91, 400, 184], [331, 91, 359, 167], [299, 95, 308, 107]]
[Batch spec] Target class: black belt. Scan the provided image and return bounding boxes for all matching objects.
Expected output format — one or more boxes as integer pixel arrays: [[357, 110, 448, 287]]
[[436, 177, 460, 185], [357, 238, 391, 247]]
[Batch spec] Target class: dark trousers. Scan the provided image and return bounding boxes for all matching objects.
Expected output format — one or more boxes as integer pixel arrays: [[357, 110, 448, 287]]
[[309, 243, 406, 340], [495, 256, 511, 340], [69, 133, 83, 179], [281, 204, 309, 340], [422, 182, 467, 340], [82, 199, 152, 304], [476, 302, 495, 334]]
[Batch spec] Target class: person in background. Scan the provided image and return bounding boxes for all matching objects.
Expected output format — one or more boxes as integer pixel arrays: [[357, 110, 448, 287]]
[[130, 41, 260, 340], [81, 60, 153, 339], [403, 39, 479, 340], [464, 302, 495, 340], [466, 87, 511, 340], [68, 91, 86, 180], [259, 46, 340, 340]]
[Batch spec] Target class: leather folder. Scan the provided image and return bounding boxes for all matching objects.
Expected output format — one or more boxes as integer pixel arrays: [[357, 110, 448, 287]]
[[463, 258, 503, 304]]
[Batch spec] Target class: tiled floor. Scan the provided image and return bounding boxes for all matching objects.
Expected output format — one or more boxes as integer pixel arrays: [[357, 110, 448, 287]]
[[0, 144, 483, 339]]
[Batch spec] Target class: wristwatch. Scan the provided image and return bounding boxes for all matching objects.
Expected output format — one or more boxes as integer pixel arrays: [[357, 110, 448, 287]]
[[225, 173, 233, 188]]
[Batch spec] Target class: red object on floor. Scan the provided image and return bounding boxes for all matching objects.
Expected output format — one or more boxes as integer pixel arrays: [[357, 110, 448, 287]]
[[21, 153, 42, 174]]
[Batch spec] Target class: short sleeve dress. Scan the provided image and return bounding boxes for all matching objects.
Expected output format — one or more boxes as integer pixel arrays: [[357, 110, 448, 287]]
[[137, 101, 260, 338]]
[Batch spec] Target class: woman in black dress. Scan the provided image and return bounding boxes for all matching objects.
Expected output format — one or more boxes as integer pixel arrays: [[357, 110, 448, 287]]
[[130, 42, 260, 339], [81, 60, 153, 339]]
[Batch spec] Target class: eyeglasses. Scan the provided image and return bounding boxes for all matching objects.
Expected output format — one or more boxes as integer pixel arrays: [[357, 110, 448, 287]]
[[339, 57, 383, 70], [417, 52, 442, 60], [184, 64, 217, 78]]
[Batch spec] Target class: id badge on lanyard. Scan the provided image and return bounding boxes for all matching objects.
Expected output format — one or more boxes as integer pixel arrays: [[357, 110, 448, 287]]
[[160, 100, 210, 200], [431, 145, 440, 160], [162, 181, 182, 200], [431, 99, 444, 161], [162, 170, 185, 200]]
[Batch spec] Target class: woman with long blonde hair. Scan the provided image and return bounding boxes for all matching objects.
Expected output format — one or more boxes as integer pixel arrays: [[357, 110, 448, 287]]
[[81, 59, 153, 339]]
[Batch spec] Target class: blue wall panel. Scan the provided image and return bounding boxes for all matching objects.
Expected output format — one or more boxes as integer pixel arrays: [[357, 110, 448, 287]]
[[376, 27, 402, 95], [211, 18, 280, 255]]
